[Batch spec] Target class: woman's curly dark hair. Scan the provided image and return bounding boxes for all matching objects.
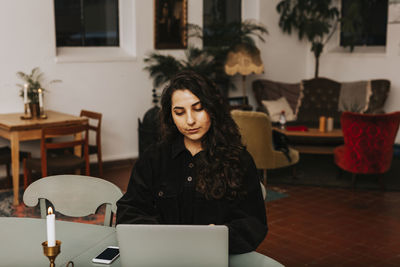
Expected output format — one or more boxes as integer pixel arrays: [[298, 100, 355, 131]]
[[160, 70, 246, 200]]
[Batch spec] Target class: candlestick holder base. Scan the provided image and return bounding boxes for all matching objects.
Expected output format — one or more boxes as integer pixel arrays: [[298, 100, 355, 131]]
[[39, 107, 48, 119], [20, 114, 33, 120], [20, 103, 32, 119], [40, 113, 48, 119], [42, 240, 61, 267]]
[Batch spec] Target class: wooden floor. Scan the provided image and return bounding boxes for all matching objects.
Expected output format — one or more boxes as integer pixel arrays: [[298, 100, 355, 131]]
[[2, 159, 400, 266]]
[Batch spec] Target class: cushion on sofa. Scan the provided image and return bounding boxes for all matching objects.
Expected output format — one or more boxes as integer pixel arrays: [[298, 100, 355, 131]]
[[252, 79, 301, 114], [262, 97, 296, 122], [338, 80, 372, 113], [296, 77, 341, 127], [365, 79, 390, 114]]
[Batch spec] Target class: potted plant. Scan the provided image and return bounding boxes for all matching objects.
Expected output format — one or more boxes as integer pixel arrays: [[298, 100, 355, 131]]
[[143, 20, 268, 96], [16, 67, 60, 116], [189, 19, 268, 94], [276, 0, 339, 78]]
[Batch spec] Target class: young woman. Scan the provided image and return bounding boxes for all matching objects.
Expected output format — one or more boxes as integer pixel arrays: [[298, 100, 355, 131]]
[[116, 70, 267, 254]]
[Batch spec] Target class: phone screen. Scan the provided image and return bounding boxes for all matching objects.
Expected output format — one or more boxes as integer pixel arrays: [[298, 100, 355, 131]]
[[92, 247, 120, 264]]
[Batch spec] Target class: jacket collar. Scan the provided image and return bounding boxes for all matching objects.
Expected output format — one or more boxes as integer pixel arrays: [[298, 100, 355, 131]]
[[171, 136, 186, 159]]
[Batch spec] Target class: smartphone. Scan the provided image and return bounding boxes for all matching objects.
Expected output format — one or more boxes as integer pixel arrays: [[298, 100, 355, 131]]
[[92, 246, 120, 264]]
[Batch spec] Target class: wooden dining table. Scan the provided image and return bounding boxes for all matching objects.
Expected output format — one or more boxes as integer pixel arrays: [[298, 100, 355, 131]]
[[0, 110, 88, 205]]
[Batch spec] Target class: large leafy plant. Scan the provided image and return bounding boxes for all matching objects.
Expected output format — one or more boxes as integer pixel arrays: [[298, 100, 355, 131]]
[[276, 0, 339, 77], [143, 20, 268, 96], [144, 47, 214, 88], [16, 67, 61, 104]]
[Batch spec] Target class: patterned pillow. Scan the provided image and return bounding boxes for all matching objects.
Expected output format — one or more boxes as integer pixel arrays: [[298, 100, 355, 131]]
[[296, 78, 341, 127]]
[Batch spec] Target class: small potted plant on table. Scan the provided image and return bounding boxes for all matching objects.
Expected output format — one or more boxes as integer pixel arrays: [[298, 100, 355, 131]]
[[16, 67, 60, 118]]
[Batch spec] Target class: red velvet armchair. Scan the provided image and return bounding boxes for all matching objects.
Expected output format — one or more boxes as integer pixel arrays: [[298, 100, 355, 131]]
[[334, 111, 400, 189]]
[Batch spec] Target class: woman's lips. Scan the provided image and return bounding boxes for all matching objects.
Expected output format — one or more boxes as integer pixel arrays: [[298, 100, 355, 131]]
[[186, 128, 200, 134]]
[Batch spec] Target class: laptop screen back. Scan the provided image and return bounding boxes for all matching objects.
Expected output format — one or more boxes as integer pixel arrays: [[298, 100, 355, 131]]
[[116, 224, 228, 267]]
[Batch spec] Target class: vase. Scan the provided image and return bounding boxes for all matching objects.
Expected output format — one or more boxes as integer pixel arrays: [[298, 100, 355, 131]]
[[29, 103, 40, 118]]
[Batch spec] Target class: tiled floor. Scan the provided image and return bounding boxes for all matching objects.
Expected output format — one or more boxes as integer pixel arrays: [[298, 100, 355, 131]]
[[2, 159, 399, 266], [259, 186, 400, 266], [100, 160, 400, 266]]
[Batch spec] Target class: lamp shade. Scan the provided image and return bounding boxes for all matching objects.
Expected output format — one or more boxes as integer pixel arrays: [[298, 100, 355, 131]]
[[224, 44, 264, 76]]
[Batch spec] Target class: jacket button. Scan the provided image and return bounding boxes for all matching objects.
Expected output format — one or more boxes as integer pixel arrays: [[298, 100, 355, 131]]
[[158, 191, 164, 197], [188, 163, 194, 168], [187, 176, 193, 182]]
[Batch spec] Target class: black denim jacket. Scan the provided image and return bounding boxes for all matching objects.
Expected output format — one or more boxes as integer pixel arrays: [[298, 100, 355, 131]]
[[116, 137, 268, 254]]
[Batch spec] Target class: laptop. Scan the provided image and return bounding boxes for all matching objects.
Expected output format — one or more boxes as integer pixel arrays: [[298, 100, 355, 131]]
[[116, 224, 229, 267]]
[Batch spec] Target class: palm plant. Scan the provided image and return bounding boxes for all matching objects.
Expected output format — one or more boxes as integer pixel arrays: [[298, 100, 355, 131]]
[[191, 20, 267, 93], [276, 0, 339, 78], [144, 46, 214, 88], [143, 20, 268, 96], [16, 67, 61, 104]]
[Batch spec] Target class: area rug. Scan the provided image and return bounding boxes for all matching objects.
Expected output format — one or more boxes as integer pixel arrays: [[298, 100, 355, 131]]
[[268, 154, 400, 191], [266, 187, 289, 202], [0, 189, 105, 225]]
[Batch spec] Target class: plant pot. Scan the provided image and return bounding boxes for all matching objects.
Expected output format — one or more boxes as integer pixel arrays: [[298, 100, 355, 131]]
[[29, 103, 40, 118]]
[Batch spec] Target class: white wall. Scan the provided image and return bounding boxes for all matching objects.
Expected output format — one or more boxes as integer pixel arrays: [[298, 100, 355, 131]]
[[0, 0, 202, 161], [0, 0, 398, 165]]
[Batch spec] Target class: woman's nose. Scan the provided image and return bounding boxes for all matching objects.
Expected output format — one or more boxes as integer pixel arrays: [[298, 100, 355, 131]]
[[186, 112, 195, 125]]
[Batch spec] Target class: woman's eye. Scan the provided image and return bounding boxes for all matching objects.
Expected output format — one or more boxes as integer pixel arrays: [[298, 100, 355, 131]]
[[174, 111, 184, 116], [194, 106, 204, 111]]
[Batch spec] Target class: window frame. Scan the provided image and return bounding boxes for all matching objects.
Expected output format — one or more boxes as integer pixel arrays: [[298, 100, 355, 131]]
[[339, 0, 388, 49], [53, 0, 137, 63]]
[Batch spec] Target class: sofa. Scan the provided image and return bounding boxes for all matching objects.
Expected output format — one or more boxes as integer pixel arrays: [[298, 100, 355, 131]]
[[252, 77, 390, 128]]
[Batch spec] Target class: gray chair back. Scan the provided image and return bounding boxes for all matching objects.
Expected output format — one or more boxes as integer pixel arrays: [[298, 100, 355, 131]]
[[23, 175, 123, 226]]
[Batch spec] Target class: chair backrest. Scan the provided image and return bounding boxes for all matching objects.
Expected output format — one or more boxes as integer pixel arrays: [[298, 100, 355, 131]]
[[230, 251, 284, 267], [41, 124, 89, 177], [341, 111, 400, 173], [80, 110, 102, 147], [231, 110, 274, 170], [23, 175, 123, 226]]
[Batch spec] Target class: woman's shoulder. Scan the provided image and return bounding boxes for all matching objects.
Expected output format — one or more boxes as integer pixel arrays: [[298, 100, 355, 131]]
[[238, 146, 253, 159], [238, 146, 257, 167]]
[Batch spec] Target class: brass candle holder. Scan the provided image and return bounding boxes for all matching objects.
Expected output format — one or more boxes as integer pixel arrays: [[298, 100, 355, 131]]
[[40, 106, 48, 119], [20, 103, 32, 120], [42, 240, 61, 267]]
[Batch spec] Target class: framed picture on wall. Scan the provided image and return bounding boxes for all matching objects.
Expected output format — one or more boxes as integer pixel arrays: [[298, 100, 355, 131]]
[[154, 0, 188, 49]]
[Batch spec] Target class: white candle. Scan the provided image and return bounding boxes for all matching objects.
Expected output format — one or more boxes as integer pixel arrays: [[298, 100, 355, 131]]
[[47, 207, 56, 247], [23, 84, 28, 104], [38, 88, 44, 108]]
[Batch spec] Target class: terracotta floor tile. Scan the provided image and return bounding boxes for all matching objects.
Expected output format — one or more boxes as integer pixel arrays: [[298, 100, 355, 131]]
[[258, 185, 400, 266], [80, 161, 400, 267]]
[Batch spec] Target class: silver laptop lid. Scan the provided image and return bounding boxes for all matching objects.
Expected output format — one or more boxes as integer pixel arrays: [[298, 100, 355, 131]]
[[116, 224, 229, 267]]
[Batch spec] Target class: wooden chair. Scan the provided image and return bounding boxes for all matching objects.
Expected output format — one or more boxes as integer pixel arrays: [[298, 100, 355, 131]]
[[0, 147, 31, 187], [23, 175, 123, 226], [80, 110, 103, 177], [23, 124, 89, 189], [231, 110, 299, 187]]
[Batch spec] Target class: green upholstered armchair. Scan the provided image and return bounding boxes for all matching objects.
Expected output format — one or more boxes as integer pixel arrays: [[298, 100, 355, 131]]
[[231, 110, 299, 187]]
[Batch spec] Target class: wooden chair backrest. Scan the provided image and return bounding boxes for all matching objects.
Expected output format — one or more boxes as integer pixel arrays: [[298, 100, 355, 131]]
[[40, 124, 89, 177], [80, 110, 102, 146]]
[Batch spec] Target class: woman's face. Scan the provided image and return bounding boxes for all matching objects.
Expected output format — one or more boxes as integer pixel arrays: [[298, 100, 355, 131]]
[[171, 89, 211, 146]]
